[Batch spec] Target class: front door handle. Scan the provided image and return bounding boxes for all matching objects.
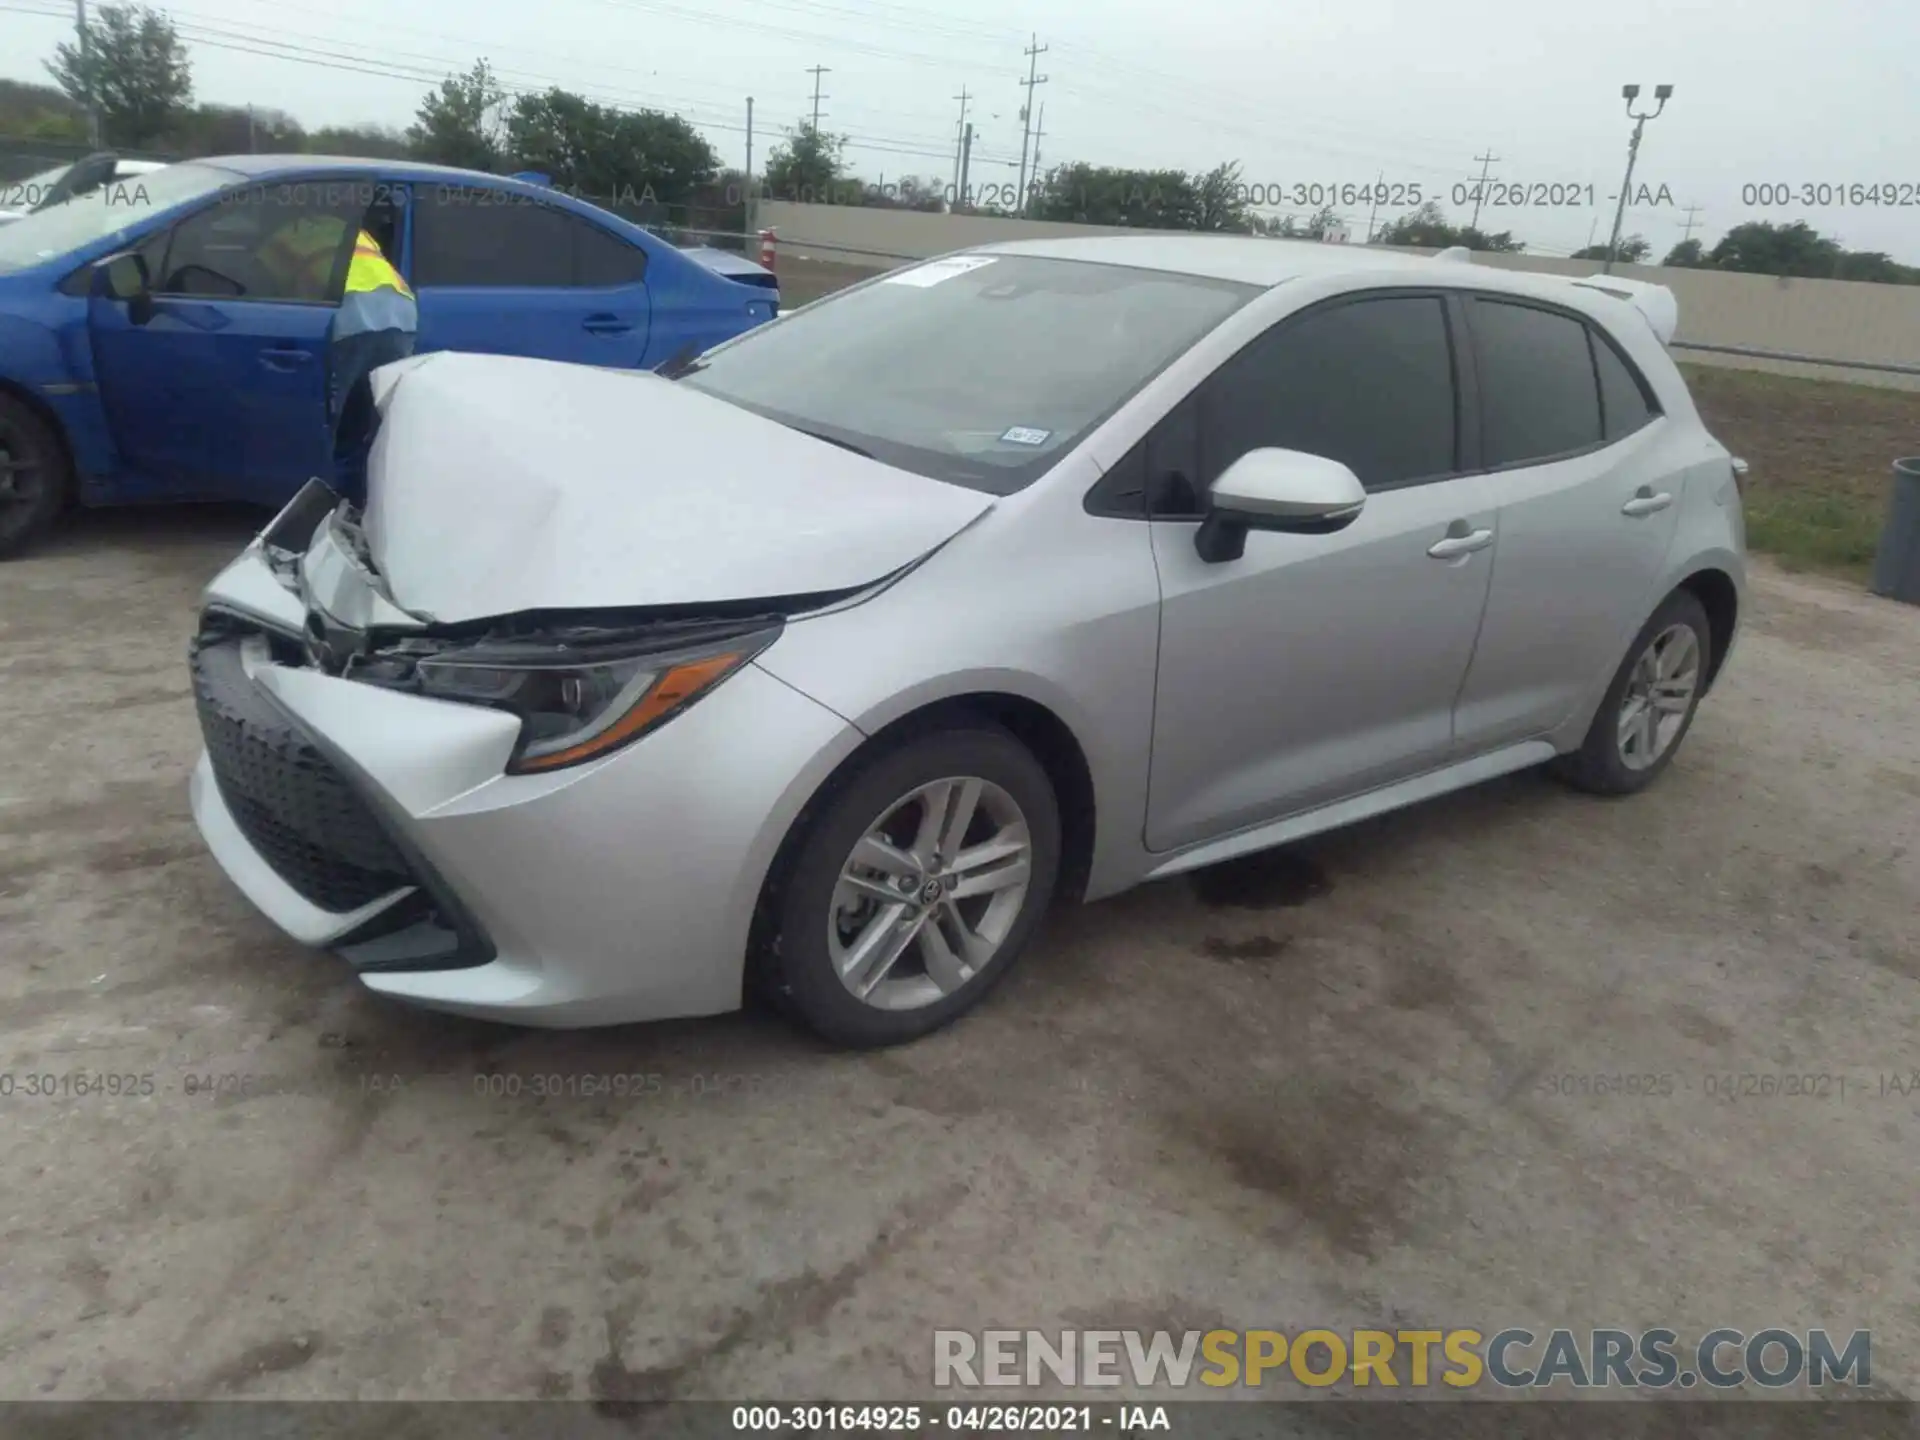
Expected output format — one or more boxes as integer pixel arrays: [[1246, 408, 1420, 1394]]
[[582, 314, 633, 334], [1622, 487, 1673, 517], [1428, 525, 1494, 559], [258, 346, 313, 371]]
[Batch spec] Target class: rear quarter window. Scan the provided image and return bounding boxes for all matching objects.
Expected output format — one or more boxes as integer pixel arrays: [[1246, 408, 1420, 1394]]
[[1591, 326, 1662, 439]]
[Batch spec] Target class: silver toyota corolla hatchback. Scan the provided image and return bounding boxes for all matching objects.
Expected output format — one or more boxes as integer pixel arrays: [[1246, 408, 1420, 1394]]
[[189, 235, 1746, 1047]]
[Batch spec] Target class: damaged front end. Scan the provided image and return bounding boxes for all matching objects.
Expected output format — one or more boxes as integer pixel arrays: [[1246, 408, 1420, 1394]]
[[339, 614, 785, 776], [220, 478, 877, 777], [188, 478, 858, 972]]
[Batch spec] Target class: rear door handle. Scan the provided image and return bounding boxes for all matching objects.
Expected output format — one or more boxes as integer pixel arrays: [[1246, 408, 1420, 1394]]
[[582, 314, 633, 334], [1427, 525, 1494, 559], [1622, 488, 1673, 517], [258, 345, 313, 371]]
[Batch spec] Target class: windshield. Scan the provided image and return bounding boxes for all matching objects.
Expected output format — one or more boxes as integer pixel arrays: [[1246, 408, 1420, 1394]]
[[2, 162, 79, 213], [682, 254, 1257, 494], [0, 162, 232, 274]]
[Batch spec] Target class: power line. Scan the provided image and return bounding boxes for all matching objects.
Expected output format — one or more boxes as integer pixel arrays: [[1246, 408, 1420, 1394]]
[[13, 0, 1521, 197], [175, 0, 966, 140], [2, 2, 1025, 169]]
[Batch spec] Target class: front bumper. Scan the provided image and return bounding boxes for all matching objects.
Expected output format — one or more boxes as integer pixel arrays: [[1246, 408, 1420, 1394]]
[[188, 553, 862, 1027]]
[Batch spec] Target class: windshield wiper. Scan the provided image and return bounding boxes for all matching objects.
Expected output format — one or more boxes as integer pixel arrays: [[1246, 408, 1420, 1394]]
[[783, 425, 874, 459], [653, 342, 709, 379]]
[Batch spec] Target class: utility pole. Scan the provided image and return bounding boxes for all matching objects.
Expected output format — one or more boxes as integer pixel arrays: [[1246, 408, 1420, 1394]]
[[1467, 150, 1499, 232], [958, 122, 974, 212], [1365, 170, 1384, 242], [1027, 102, 1046, 212], [1678, 202, 1703, 244], [1604, 83, 1672, 274], [75, 0, 100, 145], [805, 65, 831, 130], [1014, 34, 1048, 216], [744, 96, 755, 230], [950, 86, 970, 209], [247, 104, 257, 153]]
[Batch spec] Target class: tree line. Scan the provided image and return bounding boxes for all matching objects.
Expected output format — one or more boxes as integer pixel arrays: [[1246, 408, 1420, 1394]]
[[14, 4, 1917, 283]]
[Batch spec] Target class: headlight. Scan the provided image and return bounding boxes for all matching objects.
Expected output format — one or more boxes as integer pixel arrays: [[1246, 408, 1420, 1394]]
[[408, 626, 777, 774]]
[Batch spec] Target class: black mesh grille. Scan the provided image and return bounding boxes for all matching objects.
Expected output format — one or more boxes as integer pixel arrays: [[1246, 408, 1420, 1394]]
[[192, 632, 412, 912]]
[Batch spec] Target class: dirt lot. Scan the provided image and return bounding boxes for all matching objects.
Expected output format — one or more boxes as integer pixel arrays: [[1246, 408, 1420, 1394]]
[[1683, 364, 1920, 584], [1, 496, 1917, 1407]]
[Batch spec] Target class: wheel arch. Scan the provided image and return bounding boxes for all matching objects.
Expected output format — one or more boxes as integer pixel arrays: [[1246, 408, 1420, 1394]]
[[1675, 566, 1739, 691], [0, 377, 78, 504], [748, 690, 1099, 988]]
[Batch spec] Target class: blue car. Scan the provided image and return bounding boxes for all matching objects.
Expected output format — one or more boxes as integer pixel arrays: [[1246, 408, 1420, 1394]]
[[0, 155, 779, 556]]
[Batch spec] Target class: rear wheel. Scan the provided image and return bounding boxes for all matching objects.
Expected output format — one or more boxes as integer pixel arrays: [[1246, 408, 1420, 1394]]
[[765, 725, 1061, 1048], [0, 395, 69, 559], [1554, 589, 1712, 796]]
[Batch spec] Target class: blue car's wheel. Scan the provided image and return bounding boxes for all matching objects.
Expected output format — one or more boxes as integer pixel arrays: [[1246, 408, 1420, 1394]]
[[0, 396, 68, 560]]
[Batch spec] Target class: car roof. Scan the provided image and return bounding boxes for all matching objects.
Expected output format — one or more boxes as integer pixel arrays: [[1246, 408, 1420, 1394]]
[[973, 233, 1614, 295], [970, 234, 1458, 287], [967, 233, 1673, 340], [189, 154, 544, 186]]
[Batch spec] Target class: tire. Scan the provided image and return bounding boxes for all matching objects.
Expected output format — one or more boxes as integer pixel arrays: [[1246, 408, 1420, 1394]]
[[0, 395, 70, 560], [764, 724, 1062, 1049], [1553, 589, 1713, 796]]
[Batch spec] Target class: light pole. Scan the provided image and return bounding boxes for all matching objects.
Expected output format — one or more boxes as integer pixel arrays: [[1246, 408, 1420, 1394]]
[[1603, 83, 1671, 274]]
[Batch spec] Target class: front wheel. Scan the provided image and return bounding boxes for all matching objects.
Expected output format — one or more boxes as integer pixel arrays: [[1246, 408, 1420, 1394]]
[[765, 725, 1061, 1048], [0, 395, 70, 559], [1554, 589, 1712, 796]]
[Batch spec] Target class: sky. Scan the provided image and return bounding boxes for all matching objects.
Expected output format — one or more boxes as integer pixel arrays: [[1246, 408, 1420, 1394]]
[[4, 0, 1918, 261]]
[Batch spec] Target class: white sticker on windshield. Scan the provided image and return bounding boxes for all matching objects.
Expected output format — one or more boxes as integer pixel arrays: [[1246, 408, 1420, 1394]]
[[882, 255, 999, 287], [999, 426, 1052, 446]]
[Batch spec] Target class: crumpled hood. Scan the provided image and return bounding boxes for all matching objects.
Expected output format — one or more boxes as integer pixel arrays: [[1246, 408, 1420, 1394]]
[[360, 351, 992, 623]]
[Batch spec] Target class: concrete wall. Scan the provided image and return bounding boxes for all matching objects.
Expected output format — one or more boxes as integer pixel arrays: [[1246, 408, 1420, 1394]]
[[759, 201, 1920, 391]]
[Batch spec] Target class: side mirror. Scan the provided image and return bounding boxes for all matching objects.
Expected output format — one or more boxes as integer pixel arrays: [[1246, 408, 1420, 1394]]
[[1195, 448, 1367, 563], [91, 250, 153, 324]]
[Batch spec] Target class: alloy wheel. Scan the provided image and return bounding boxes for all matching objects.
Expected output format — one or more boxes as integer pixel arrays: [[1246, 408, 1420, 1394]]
[[827, 775, 1033, 1011], [1616, 622, 1701, 771]]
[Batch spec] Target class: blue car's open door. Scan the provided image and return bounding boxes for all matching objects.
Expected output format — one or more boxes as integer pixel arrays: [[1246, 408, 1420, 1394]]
[[90, 292, 334, 504], [87, 181, 369, 505]]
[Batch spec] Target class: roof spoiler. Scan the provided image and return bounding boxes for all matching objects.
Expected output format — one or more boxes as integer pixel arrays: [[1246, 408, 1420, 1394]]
[[1426, 247, 1678, 345], [1561, 274, 1678, 346]]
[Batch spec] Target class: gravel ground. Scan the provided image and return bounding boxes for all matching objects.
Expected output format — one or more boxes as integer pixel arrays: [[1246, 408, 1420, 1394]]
[[1, 504, 1916, 1407]]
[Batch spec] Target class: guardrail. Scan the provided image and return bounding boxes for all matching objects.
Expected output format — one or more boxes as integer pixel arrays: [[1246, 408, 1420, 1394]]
[[1668, 341, 1920, 378], [770, 237, 923, 264]]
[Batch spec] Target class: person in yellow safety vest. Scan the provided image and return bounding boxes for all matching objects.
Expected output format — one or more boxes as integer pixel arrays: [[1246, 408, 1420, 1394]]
[[257, 213, 354, 298], [328, 228, 417, 497]]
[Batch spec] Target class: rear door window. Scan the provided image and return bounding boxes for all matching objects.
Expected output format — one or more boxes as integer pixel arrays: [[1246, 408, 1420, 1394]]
[[573, 218, 648, 287], [1469, 298, 1604, 466], [411, 187, 574, 287]]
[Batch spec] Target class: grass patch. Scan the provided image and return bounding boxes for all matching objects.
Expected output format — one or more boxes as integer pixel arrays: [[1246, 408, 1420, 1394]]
[[1681, 363, 1920, 584]]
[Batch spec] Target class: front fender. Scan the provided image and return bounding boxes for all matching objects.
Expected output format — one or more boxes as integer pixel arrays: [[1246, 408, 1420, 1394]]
[[752, 505, 1162, 904], [0, 310, 117, 487]]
